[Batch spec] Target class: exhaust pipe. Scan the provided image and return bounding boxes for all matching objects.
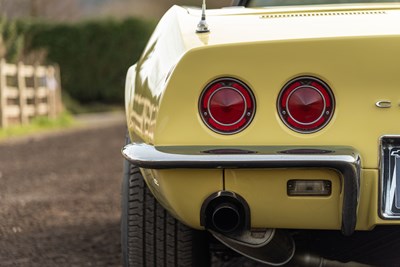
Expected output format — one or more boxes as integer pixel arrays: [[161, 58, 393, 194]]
[[212, 228, 295, 266], [201, 192, 370, 266], [200, 191, 250, 234], [211, 202, 241, 233], [201, 191, 295, 266]]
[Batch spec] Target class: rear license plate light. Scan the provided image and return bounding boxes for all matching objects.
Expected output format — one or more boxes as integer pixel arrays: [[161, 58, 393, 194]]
[[287, 180, 332, 196]]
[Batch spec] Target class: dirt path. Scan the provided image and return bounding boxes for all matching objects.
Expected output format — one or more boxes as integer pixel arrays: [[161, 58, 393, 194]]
[[0, 122, 125, 267]]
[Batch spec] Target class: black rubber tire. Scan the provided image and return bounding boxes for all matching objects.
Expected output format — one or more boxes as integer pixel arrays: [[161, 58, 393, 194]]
[[121, 158, 210, 267]]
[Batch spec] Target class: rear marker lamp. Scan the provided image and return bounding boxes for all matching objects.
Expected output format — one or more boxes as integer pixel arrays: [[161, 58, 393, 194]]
[[287, 180, 332, 196], [278, 77, 335, 133], [199, 78, 256, 134]]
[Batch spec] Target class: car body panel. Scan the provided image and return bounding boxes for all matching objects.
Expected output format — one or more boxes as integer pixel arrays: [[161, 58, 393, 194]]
[[155, 36, 400, 169], [127, 4, 400, 168], [139, 167, 399, 231], [224, 168, 343, 230], [124, 3, 400, 232], [142, 168, 223, 229]]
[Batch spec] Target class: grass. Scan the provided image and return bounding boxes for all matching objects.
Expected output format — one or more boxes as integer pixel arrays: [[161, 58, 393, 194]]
[[62, 92, 123, 114], [0, 92, 124, 141], [0, 112, 75, 140]]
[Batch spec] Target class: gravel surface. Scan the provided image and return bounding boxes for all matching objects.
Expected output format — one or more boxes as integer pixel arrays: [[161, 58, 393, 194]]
[[0, 122, 125, 267]]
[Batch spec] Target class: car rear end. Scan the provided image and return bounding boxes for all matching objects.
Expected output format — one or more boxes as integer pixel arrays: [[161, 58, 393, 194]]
[[123, 3, 400, 265]]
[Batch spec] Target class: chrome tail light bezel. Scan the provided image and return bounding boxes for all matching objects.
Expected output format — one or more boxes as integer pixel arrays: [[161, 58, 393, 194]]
[[199, 77, 256, 135], [277, 76, 335, 134]]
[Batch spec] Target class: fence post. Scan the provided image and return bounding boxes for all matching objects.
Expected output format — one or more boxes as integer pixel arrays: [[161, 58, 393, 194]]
[[0, 58, 6, 127], [54, 64, 62, 115], [17, 61, 28, 124], [33, 63, 40, 117], [0, 59, 62, 128], [46, 66, 57, 119]]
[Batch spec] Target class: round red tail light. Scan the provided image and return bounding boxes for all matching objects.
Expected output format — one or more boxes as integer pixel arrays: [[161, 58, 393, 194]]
[[199, 78, 256, 134], [278, 77, 335, 133]]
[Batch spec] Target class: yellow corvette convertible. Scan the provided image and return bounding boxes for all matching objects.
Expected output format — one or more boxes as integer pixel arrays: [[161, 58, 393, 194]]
[[121, 0, 400, 266]]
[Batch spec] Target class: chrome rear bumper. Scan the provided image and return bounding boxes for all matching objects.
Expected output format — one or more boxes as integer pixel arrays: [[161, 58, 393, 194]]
[[122, 144, 361, 235]]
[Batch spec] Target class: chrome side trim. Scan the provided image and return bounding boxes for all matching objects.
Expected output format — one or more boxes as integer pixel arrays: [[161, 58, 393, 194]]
[[122, 144, 361, 235]]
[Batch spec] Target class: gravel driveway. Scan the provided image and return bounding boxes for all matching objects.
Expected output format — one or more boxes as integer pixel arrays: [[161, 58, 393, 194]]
[[0, 121, 125, 267]]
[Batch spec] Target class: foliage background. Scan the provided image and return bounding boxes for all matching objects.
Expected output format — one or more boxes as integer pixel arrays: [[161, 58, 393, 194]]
[[1, 18, 155, 106], [28, 18, 156, 104]]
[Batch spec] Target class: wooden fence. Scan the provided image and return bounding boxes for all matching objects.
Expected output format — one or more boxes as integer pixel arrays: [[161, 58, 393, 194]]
[[0, 59, 62, 128]]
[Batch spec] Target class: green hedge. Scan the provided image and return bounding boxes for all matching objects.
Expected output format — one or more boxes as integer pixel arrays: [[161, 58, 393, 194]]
[[25, 18, 155, 104], [1, 18, 26, 63]]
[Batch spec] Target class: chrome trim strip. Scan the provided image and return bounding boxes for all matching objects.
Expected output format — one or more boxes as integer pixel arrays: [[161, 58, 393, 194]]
[[122, 144, 360, 235]]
